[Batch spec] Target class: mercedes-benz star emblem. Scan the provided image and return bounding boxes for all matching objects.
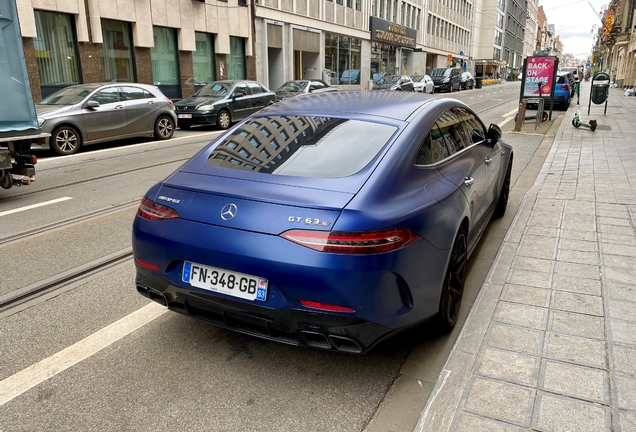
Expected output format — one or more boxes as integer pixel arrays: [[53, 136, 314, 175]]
[[221, 203, 238, 221]]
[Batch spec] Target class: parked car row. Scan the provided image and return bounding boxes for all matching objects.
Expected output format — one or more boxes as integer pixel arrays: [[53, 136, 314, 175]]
[[35, 69, 485, 157]]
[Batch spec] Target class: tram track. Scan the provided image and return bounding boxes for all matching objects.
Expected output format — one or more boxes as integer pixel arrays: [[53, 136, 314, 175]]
[[0, 199, 140, 246], [0, 248, 133, 316]]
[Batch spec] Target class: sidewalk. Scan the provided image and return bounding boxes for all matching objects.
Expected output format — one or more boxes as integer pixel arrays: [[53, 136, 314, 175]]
[[414, 84, 636, 432]]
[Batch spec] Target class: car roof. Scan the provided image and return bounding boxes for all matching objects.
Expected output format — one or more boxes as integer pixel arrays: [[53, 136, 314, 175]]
[[261, 91, 437, 122]]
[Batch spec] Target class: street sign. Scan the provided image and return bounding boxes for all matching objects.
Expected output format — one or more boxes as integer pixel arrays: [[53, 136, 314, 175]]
[[447, 54, 452, 61], [459, 50, 464, 56], [463, 61, 467, 70], [586, 60, 591, 67]]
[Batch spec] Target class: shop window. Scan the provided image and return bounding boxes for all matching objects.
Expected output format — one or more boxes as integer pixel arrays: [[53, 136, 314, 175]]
[[324, 33, 361, 85], [151, 26, 180, 98], [34, 11, 81, 98], [194, 32, 215, 91], [100, 19, 135, 84], [228, 37, 246, 80]]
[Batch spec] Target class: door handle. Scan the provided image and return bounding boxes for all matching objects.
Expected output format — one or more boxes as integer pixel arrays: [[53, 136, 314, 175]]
[[501, 151, 506, 156], [464, 177, 475, 187], [115, 105, 124, 110], [148, 101, 155, 105], [484, 157, 492, 165]]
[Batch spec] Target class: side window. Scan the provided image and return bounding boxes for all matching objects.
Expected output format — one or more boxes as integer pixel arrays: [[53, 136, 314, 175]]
[[247, 82, 262, 95], [436, 110, 469, 155], [234, 83, 248, 96], [414, 124, 450, 165], [454, 107, 486, 144], [90, 87, 121, 105], [121, 86, 146, 101], [143, 89, 155, 99]]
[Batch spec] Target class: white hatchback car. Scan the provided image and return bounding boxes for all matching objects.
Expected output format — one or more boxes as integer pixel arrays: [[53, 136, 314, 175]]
[[411, 75, 434, 94]]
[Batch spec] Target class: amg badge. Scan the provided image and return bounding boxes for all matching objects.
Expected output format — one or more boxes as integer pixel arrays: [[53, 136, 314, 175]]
[[288, 216, 331, 227]]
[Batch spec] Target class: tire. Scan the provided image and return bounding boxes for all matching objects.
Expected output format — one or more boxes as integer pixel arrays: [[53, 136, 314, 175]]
[[0, 170, 14, 189], [50, 125, 81, 156], [434, 226, 467, 333], [493, 160, 512, 219], [179, 124, 191, 130], [541, 112, 549, 122], [572, 119, 580, 128], [217, 109, 231, 130], [430, 87, 434, 94], [154, 115, 175, 140]]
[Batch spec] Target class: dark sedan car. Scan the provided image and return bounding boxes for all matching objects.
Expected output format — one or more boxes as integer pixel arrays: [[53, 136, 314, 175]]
[[35, 83, 176, 156], [132, 91, 513, 353], [431, 67, 462, 92], [275, 80, 338, 101], [372, 75, 415, 91], [175, 80, 275, 130]]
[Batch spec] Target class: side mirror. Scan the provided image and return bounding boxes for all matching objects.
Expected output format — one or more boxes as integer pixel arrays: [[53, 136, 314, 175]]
[[486, 123, 502, 142], [86, 100, 100, 109]]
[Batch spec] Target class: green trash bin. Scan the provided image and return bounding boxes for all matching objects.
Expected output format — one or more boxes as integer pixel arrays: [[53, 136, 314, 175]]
[[591, 72, 610, 105], [475, 77, 483, 89]]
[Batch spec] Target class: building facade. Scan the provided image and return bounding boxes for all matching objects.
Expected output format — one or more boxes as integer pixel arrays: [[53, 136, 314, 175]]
[[15, 0, 554, 102], [604, 0, 636, 87], [16, 0, 253, 102]]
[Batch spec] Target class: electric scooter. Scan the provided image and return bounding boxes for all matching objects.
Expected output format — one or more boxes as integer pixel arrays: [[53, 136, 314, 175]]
[[571, 81, 597, 131]]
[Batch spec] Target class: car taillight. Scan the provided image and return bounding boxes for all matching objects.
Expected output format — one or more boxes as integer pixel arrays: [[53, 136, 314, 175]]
[[137, 197, 179, 220], [166, 99, 174, 107], [280, 228, 422, 254], [561, 84, 569, 91]]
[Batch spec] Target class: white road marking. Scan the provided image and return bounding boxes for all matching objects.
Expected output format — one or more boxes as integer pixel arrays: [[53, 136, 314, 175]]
[[503, 108, 519, 117], [0, 197, 73, 217], [0, 302, 167, 406], [499, 116, 515, 128]]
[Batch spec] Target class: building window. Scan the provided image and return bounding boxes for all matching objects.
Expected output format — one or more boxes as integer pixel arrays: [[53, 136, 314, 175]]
[[324, 33, 362, 85], [347, 0, 352, 8], [193, 32, 215, 90], [100, 19, 135, 84], [151, 26, 180, 98], [34, 11, 81, 97], [228, 37, 246, 79]]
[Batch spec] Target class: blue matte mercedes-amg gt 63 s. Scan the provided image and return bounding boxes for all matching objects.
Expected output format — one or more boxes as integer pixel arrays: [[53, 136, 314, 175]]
[[132, 91, 513, 354]]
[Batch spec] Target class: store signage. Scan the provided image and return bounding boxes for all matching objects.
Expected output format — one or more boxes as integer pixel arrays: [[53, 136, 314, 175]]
[[369, 17, 416, 48], [523, 56, 556, 97]]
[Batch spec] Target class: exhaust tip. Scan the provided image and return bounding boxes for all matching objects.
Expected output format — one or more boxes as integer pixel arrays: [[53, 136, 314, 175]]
[[299, 331, 332, 350], [136, 284, 167, 306], [328, 335, 363, 354]]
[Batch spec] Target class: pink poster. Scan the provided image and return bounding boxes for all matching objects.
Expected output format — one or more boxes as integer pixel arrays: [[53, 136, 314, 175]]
[[523, 56, 556, 97]]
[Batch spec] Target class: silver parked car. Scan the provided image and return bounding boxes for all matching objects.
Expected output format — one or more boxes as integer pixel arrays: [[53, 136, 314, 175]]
[[36, 83, 177, 156], [274, 79, 338, 101]]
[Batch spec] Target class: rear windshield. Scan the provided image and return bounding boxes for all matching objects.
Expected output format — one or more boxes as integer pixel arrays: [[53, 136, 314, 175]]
[[207, 116, 397, 178]]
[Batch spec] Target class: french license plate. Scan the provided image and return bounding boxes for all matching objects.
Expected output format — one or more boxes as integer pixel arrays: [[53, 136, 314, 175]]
[[182, 261, 268, 301], [178, 114, 192, 119]]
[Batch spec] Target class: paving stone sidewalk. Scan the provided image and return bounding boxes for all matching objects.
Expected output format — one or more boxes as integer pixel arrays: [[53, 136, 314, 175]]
[[414, 86, 636, 432]]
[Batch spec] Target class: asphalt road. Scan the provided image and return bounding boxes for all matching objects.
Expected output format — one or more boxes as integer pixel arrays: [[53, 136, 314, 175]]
[[0, 81, 551, 431]]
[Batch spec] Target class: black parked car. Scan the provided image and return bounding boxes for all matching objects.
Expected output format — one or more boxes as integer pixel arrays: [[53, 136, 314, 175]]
[[461, 72, 475, 90], [175, 80, 275, 130], [372, 75, 414, 91], [431, 67, 462, 92]]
